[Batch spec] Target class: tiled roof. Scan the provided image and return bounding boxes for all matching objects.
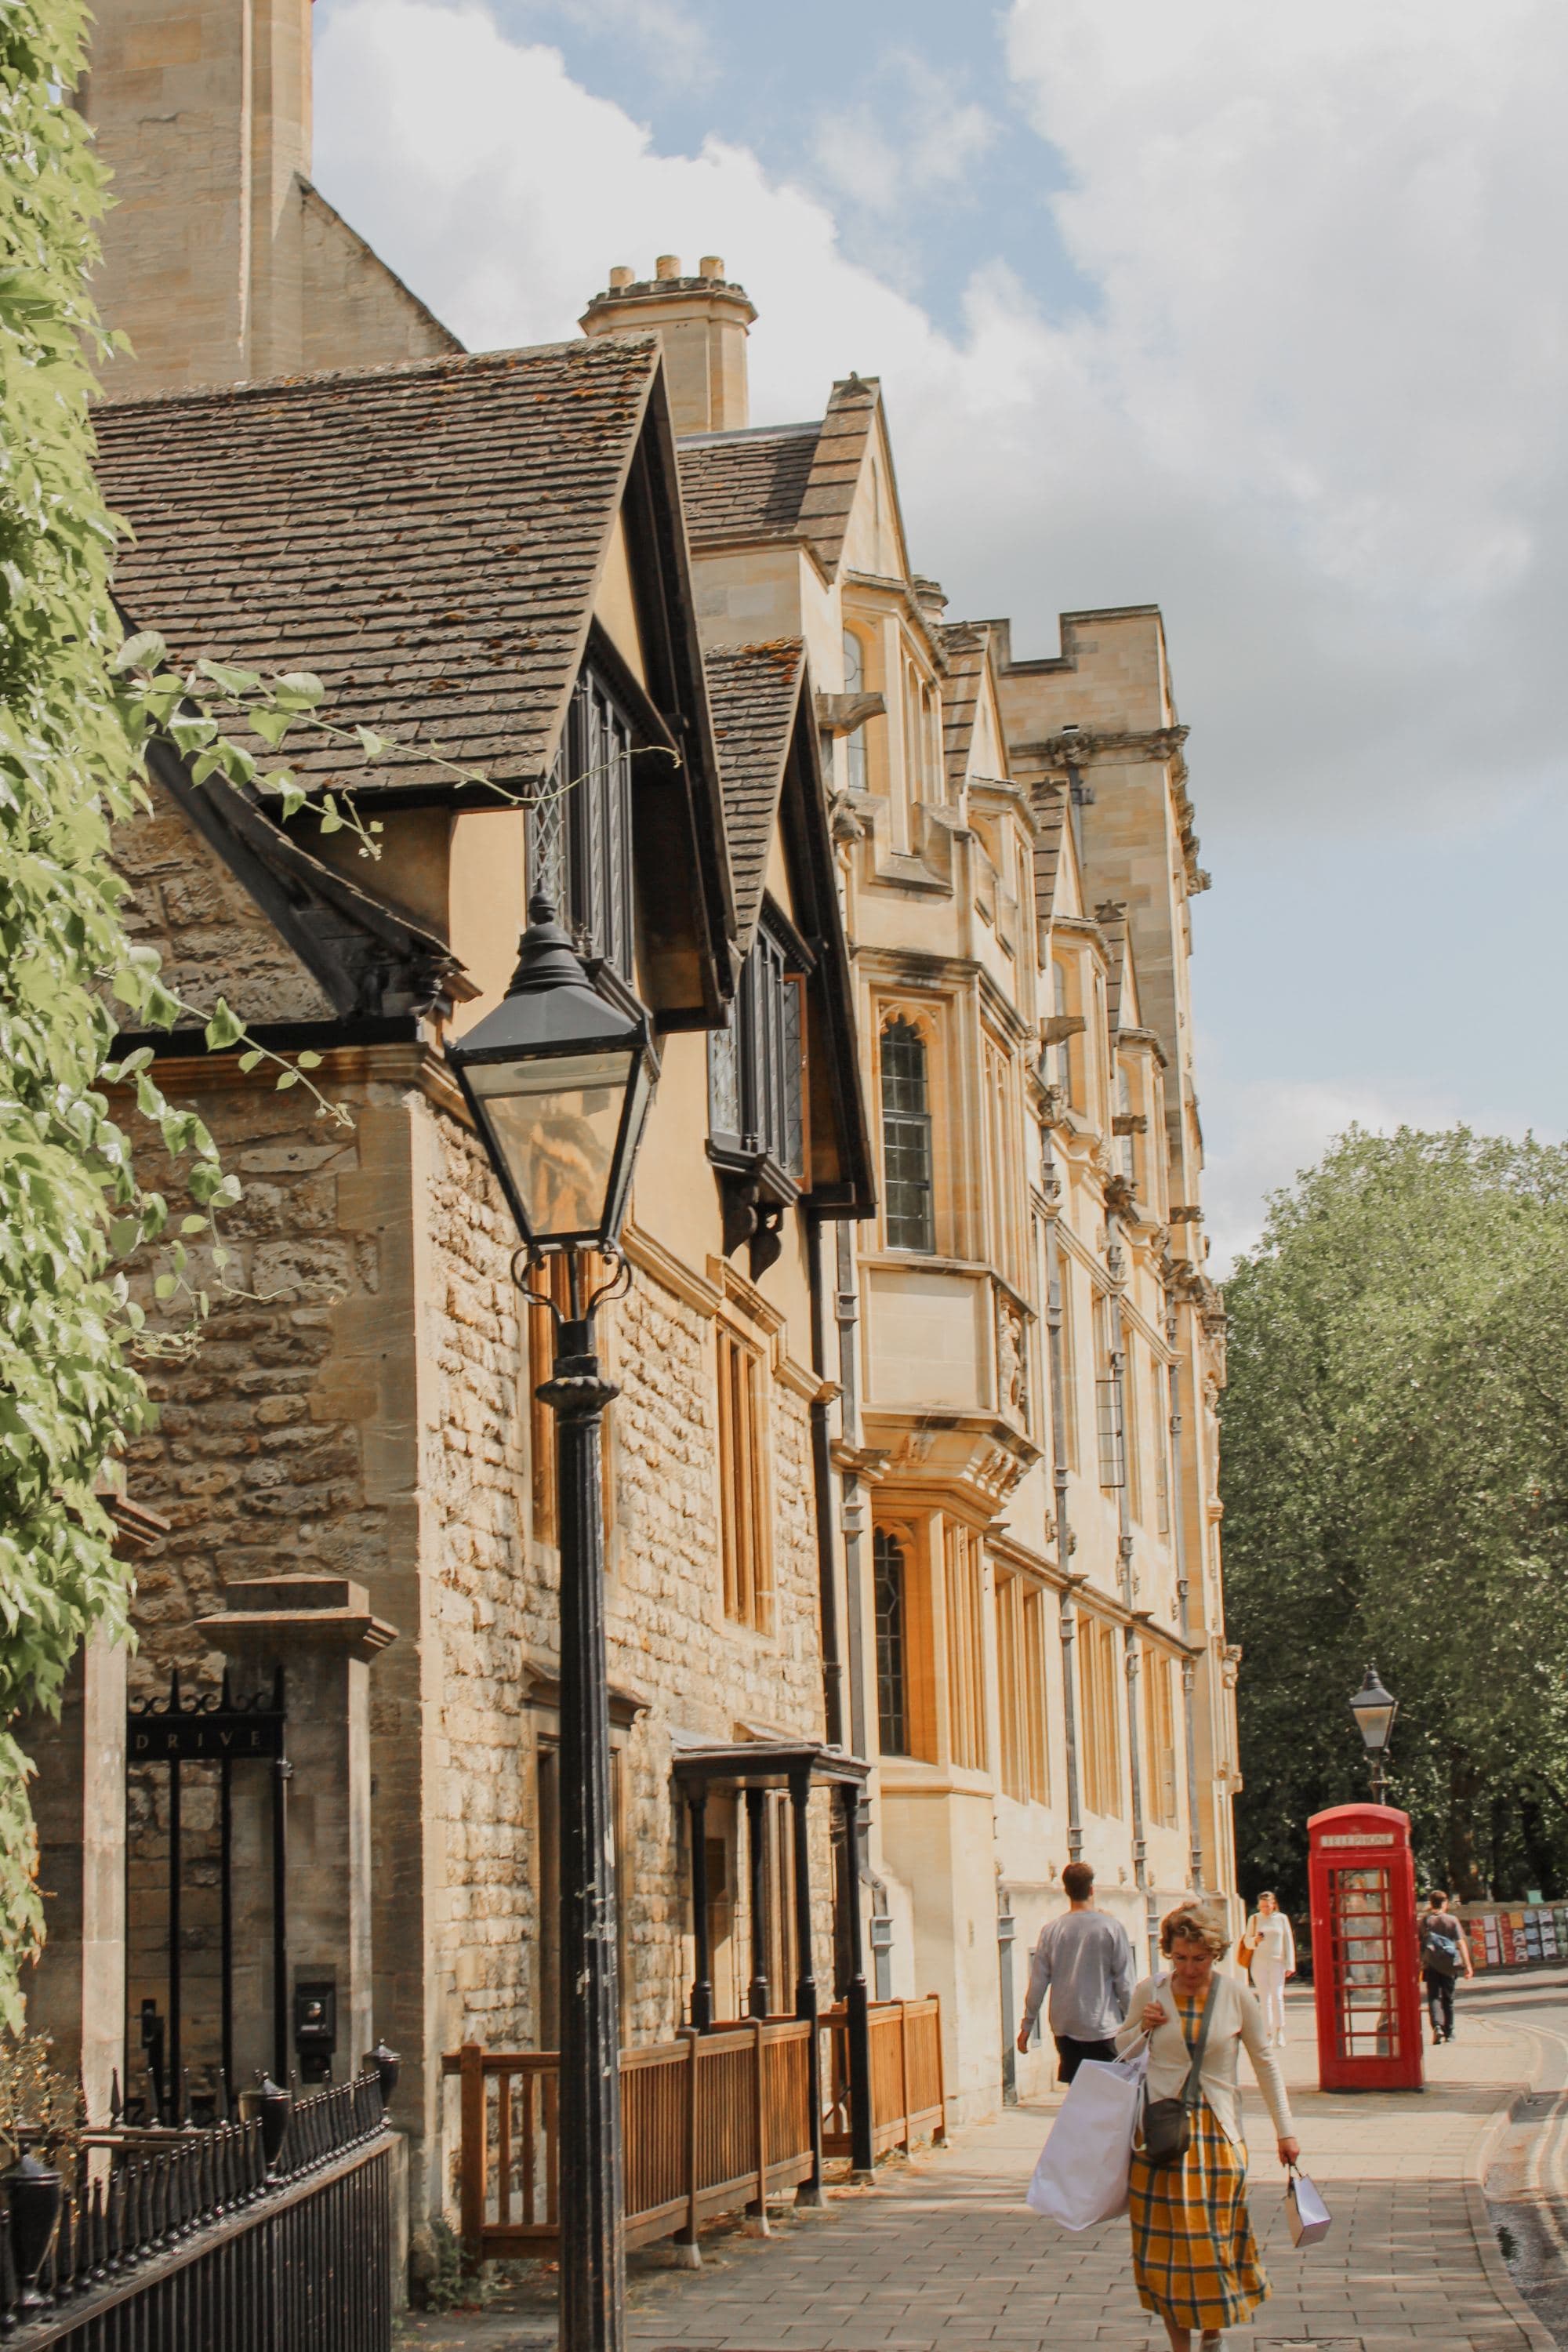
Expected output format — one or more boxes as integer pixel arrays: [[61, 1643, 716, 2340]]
[[1029, 780, 1071, 924], [678, 424, 821, 545], [676, 376, 880, 579], [798, 376, 879, 576], [702, 639, 804, 946], [937, 621, 987, 795], [94, 338, 661, 795]]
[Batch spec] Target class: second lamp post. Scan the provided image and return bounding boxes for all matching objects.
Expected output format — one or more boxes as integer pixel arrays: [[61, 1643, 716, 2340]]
[[1348, 1664, 1399, 1805], [448, 897, 659, 2352]]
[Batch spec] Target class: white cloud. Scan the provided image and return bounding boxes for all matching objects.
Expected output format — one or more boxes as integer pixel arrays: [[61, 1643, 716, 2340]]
[[1196, 1069, 1462, 1277], [310, 0, 1568, 1247]]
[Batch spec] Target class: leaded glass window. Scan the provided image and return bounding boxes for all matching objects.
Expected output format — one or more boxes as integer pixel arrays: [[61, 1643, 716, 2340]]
[[707, 913, 806, 1180], [880, 1016, 935, 1252], [874, 1528, 909, 1757], [527, 667, 635, 982]]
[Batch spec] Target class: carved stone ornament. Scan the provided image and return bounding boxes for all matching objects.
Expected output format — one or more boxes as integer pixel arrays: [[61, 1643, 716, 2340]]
[[996, 1294, 1029, 1432]]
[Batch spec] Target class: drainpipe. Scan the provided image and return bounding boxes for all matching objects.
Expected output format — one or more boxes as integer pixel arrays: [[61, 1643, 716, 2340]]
[[1108, 1213, 1158, 1971], [1040, 1120, 1084, 1860], [833, 1219, 893, 1982], [1167, 1304, 1206, 1893], [807, 1215, 846, 1750]]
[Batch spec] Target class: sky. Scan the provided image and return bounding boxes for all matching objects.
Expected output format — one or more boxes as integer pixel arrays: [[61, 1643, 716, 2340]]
[[310, 0, 1568, 1269]]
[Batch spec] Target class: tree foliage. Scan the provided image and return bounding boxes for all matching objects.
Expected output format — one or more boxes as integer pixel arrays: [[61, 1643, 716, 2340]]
[[1222, 1127, 1568, 1917], [0, 0, 245, 2022]]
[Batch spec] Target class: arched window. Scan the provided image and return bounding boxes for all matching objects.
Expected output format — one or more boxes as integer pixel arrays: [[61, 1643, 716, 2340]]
[[873, 1529, 909, 1756], [880, 1017, 935, 1252], [843, 627, 868, 793]]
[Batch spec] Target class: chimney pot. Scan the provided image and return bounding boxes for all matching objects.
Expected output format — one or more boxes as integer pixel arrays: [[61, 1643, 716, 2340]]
[[608, 265, 634, 290], [655, 253, 681, 281], [699, 255, 724, 281]]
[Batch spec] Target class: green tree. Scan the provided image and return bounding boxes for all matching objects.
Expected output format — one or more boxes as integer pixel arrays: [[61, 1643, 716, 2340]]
[[1222, 1127, 1568, 1917], [0, 0, 239, 2023]]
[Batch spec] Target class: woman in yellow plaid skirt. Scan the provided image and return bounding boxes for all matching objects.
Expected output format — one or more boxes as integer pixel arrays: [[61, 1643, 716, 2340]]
[[1116, 1904, 1300, 2351]]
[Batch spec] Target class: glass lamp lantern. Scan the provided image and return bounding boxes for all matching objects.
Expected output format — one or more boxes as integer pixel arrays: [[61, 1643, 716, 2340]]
[[1348, 1664, 1399, 1756], [446, 897, 657, 1256]]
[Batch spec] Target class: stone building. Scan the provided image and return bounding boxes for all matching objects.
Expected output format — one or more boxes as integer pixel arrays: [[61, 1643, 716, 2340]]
[[581, 270, 1239, 2118], [28, 0, 1240, 2212]]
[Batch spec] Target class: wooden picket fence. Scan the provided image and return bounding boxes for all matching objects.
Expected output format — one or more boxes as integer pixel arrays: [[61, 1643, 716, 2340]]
[[445, 2019, 815, 2265], [821, 1997, 946, 2160], [446, 1996, 946, 2267]]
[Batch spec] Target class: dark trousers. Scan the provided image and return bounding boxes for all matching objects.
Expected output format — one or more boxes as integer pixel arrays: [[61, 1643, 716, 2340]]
[[1054, 2033, 1119, 2084], [1424, 1968, 1455, 2038]]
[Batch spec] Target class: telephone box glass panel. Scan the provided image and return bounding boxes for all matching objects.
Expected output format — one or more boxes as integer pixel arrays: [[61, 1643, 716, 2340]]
[[1329, 1865, 1401, 2059]]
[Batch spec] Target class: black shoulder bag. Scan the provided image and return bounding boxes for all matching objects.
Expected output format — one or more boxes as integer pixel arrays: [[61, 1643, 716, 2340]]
[[1140, 1978, 1219, 2169]]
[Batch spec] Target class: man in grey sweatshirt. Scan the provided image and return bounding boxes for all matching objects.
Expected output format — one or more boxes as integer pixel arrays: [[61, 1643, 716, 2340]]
[[1015, 1860, 1135, 2083]]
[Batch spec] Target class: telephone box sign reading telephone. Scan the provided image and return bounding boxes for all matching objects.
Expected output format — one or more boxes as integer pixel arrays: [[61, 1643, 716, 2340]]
[[1307, 1802, 1423, 2093]]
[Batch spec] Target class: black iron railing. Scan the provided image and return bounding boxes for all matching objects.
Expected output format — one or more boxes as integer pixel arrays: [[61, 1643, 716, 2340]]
[[0, 2068, 393, 2348]]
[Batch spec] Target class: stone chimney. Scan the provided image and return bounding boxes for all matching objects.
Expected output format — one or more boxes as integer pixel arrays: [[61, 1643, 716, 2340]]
[[81, 0, 313, 393], [580, 255, 755, 435]]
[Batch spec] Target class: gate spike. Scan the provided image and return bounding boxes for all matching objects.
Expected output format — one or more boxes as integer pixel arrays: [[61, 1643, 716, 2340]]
[[220, 1664, 233, 1708], [169, 1664, 182, 1711], [109, 2066, 123, 2127]]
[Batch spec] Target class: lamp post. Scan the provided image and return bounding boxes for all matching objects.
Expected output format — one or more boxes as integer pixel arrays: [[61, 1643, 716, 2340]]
[[1348, 1664, 1399, 1804], [448, 897, 658, 2352]]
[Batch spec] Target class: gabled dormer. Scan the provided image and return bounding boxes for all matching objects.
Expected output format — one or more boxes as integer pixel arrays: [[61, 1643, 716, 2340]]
[[702, 640, 874, 1277], [96, 337, 739, 1046]]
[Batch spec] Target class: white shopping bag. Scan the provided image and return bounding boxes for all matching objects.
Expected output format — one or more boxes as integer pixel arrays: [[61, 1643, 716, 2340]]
[[1025, 2043, 1149, 2231], [1286, 2168, 1331, 2246]]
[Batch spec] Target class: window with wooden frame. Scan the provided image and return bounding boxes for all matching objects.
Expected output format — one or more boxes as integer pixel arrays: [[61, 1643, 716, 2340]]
[[707, 913, 808, 1184], [982, 1032, 1022, 1285], [880, 1014, 936, 1254], [996, 1570, 1050, 1805], [716, 1325, 770, 1631], [871, 1521, 935, 1760], [528, 1257, 615, 1549], [943, 1522, 987, 1771], [1155, 1360, 1172, 1537], [874, 1526, 910, 1757], [1123, 1339, 1144, 1523], [1094, 1290, 1124, 1491], [1056, 1254, 1080, 1472], [1080, 1614, 1123, 1818], [527, 663, 637, 982], [1142, 1646, 1179, 1826]]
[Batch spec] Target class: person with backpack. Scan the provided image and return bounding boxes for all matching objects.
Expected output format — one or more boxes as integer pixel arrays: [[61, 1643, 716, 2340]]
[[1419, 1889, 1473, 2042]]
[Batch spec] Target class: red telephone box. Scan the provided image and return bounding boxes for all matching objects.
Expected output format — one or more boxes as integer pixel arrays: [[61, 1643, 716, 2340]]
[[1307, 1802, 1424, 2092]]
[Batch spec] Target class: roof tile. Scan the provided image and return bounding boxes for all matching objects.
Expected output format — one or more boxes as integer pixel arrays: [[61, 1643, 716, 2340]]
[[94, 339, 659, 793]]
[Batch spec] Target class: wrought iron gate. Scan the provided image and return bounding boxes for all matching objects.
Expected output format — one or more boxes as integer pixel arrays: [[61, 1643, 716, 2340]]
[[125, 1669, 289, 2119]]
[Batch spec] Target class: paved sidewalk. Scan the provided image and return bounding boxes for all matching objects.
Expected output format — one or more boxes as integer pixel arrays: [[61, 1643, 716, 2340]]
[[402, 1978, 1563, 2351]]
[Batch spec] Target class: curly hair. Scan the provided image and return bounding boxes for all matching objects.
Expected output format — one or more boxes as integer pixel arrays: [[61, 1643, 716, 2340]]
[[1159, 1903, 1232, 1960]]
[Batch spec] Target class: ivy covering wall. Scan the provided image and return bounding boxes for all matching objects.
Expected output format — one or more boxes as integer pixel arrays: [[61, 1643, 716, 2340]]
[[0, 0, 228, 2025]]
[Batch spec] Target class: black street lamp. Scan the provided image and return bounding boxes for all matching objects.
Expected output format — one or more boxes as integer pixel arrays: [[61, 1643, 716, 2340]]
[[448, 897, 659, 2352], [1348, 1664, 1399, 1804]]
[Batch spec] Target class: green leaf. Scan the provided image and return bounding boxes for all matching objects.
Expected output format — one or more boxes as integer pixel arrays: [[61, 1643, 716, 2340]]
[[249, 706, 293, 748], [296, 1050, 323, 1070], [154, 1274, 177, 1301], [196, 658, 264, 698], [112, 630, 167, 672], [203, 999, 245, 1052], [355, 725, 390, 762]]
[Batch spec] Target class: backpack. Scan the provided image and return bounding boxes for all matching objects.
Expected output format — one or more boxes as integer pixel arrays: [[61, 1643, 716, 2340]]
[[1423, 1920, 1461, 1975]]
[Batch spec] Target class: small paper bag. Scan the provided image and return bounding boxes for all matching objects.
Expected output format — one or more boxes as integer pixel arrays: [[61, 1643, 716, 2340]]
[[1286, 2168, 1331, 2246]]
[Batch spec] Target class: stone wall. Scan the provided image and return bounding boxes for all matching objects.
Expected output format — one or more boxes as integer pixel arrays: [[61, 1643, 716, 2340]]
[[111, 1050, 841, 2216]]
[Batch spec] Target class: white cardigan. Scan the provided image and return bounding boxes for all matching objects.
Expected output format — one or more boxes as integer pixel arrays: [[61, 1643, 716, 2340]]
[[1114, 1970, 1294, 2150]]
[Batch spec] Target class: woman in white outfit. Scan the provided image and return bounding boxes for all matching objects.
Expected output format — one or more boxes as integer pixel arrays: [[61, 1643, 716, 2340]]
[[1245, 1890, 1295, 2049]]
